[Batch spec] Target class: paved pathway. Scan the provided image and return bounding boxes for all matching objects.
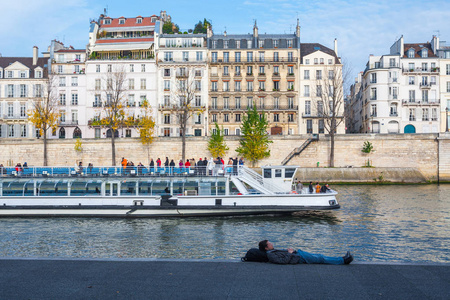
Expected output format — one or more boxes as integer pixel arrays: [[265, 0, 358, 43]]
[[0, 258, 449, 299]]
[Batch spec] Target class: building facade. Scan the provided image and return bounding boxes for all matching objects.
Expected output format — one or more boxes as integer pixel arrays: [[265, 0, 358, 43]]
[[0, 47, 47, 139]]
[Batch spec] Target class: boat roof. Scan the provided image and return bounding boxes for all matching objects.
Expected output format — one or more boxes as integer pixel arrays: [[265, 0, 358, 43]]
[[261, 165, 300, 169]]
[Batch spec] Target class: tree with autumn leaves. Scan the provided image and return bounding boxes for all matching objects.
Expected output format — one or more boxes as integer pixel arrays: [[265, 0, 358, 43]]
[[236, 106, 272, 167], [28, 76, 60, 166]]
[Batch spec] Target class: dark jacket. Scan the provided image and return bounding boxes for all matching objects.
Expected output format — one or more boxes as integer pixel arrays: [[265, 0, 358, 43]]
[[266, 250, 301, 264]]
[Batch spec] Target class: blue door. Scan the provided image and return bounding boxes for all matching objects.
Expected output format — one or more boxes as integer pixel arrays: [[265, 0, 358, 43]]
[[404, 125, 416, 133]]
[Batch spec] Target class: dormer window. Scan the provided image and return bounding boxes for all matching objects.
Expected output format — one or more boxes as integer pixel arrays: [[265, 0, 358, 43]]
[[421, 49, 428, 58], [35, 70, 42, 78], [408, 49, 415, 58], [151, 17, 156, 22], [119, 18, 125, 24], [7, 71, 13, 78], [137, 18, 142, 24], [104, 19, 111, 25], [20, 71, 27, 78]]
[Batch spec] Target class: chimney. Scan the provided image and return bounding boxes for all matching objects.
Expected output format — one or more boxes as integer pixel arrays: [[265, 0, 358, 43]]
[[224, 31, 227, 37], [33, 46, 39, 65], [207, 24, 213, 38], [253, 20, 258, 38], [295, 18, 300, 38], [334, 39, 338, 57]]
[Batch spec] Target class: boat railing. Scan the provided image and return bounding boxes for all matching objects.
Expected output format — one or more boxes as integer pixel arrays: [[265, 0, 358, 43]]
[[0, 165, 243, 178], [238, 166, 288, 194]]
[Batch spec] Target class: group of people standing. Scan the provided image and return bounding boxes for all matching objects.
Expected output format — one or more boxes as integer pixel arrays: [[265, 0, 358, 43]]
[[294, 181, 332, 194]]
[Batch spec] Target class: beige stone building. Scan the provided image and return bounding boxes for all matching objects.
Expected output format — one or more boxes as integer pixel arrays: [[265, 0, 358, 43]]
[[207, 21, 301, 136]]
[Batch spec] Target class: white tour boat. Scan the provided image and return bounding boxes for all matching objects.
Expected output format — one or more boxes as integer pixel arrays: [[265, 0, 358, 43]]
[[0, 165, 339, 217]]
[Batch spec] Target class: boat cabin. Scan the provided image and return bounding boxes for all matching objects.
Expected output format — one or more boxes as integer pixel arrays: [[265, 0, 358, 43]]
[[262, 165, 298, 192]]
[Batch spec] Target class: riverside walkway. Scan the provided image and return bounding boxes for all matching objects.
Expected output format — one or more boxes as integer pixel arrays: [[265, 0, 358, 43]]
[[0, 258, 448, 299]]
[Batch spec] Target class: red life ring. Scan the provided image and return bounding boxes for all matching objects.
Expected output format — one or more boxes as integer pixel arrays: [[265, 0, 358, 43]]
[[290, 191, 298, 194]]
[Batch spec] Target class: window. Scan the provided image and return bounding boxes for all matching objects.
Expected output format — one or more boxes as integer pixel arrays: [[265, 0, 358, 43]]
[[7, 103, 14, 117], [195, 96, 201, 107], [247, 81, 253, 91], [259, 66, 265, 75], [211, 81, 218, 91], [390, 58, 395, 67], [223, 52, 229, 63], [107, 64, 112, 72], [74, 65, 80, 73], [223, 66, 229, 76], [392, 87, 398, 99], [223, 81, 229, 92], [224, 114, 229, 122], [141, 79, 146, 89], [141, 64, 146, 72], [71, 77, 78, 86], [36, 70, 42, 78], [35, 84, 42, 97], [316, 85, 322, 97], [273, 97, 279, 109], [288, 66, 294, 75], [409, 76, 415, 85], [235, 114, 241, 122], [287, 40, 293, 48], [164, 69, 170, 77], [408, 49, 415, 58], [164, 52, 173, 62], [20, 104, 26, 117], [422, 90, 428, 102], [71, 93, 78, 105], [305, 101, 311, 115], [235, 66, 241, 75], [195, 69, 202, 77], [304, 70, 310, 79], [164, 114, 170, 124], [409, 108, 415, 121], [328, 59, 333, 64], [129, 79, 135, 89], [370, 73, 377, 83], [318, 119, 324, 133], [95, 79, 101, 90], [288, 97, 294, 109], [409, 90, 415, 102], [164, 95, 170, 106], [447, 82, 450, 93], [20, 84, 27, 97], [224, 41, 229, 49], [390, 104, 397, 116], [7, 85, 14, 97], [314, 58, 318, 64], [305, 59, 310, 65], [234, 97, 241, 109], [195, 80, 201, 91], [371, 104, 377, 117], [94, 94, 101, 107], [370, 88, 377, 100], [422, 108, 429, 121], [130, 64, 134, 72], [259, 40, 264, 48], [59, 94, 66, 105], [273, 81, 279, 90], [317, 101, 324, 115], [164, 80, 170, 91], [328, 70, 334, 80], [273, 40, 278, 48], [273, 52, 279, 62], [196, 52, 203, 61], [259, 52, 264, 62], [7, 71, 13, 78], [247, 66, 253, 75], [316, 70, 322, 80], [8, 125, 14, 137], [422, 49, 428, 58], [247, 52, 253, 62], [212, 114, 217, 122], [304, 85, 310, 97], [57, 65, 63, 74], [71, 110, 78, 123], [236, 40, 240, 49], [273, 66, 279, 74], [247, 97, 253, 108], [137, 18, 142, 24], [259, 81, 265, 91], [320, 58, 324, 64], [235, 81, 241, 91], [119, 18, 125, 24], [288, 114, 294, 122], [248, 41, 252, 48], [307, 119, 312, 133], [446, 64, 450, 75], [409, 63, 415, 71], [273, 114, 279, 122], [224, 129, 229, 136], [422, 63, 428, 71], [431, 108, 438, 121]]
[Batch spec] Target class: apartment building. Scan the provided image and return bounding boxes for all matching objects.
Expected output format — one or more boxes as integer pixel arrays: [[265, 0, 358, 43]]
[[85, 13, 164, 138], [350, 35, 444, 134], [0, 46, 47, 139], [207, 21, 301, 136], [299, 41, 344, 134], [435, 38, 450, 131], [47, 40, 87, 139], [155, 32, 208, 137]]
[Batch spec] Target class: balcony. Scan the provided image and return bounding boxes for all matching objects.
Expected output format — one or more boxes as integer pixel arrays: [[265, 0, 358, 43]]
[[402, 99, 440, 106], [93, 102, 102, 107], [209, 57, 298, 64], [402, 67, 439, 74], [420, 82, 431, 89], [59, 120, 79, 126], [208, 104, 298, 111]]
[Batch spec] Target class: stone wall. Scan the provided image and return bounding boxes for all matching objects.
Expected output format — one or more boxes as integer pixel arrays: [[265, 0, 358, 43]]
[[1, 133, 449, 181]]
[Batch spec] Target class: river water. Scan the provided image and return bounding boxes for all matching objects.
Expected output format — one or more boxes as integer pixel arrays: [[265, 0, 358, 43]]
[[0, 185, 449, 263]]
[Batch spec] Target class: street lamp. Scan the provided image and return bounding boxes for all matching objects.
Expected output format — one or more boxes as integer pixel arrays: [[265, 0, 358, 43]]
[[446, 107, 449, 132]]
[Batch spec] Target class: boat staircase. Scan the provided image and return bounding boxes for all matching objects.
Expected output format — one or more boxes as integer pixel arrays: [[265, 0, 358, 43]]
[[235, 167, 287, 195], [281, 135, 319, 165]]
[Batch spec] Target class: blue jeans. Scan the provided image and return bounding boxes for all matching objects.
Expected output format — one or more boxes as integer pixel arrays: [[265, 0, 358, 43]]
[[296, 249, 344, 265]]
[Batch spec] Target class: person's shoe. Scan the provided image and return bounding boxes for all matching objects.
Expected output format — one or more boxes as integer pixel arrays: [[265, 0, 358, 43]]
[[343, 251, 353, 264]]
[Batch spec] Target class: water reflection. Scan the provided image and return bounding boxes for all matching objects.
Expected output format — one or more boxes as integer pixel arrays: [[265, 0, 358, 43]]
[[0, 185, 449, 263]]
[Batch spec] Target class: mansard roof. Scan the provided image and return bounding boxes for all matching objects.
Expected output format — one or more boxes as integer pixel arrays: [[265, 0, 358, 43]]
[[99, 16, 158, 28], [403, 43, 437, 58], [300, 43, 339, 61], [0, 57, 48, 78]]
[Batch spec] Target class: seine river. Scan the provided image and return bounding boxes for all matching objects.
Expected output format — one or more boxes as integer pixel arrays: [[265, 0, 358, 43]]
[[0, 185, 449, 263]]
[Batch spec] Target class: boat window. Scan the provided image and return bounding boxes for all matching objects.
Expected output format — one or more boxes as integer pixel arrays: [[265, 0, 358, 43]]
[[217, 181, 226, 195], [275, 169, 282, 177], [23, 181, 35, 196], [228, 181, 239, 195], [199, 182, 212, 195], [152, 181, 170, 195], [263, 169, 272, 178], [285, 168, 296, 178], [138, 182, 152, 195], [86, 182, 102, 196], [4, 181, 24, 196], [184, 180, 198, 196], [39, 181, 64, 196], [121, 181, 136, 195], [173, 181, 184, 195]]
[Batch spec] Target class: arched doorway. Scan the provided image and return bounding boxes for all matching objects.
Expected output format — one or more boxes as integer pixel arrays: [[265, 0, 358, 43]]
[[106, 129, 119, 138], [73, 127, 82, 138], [404, 124, 416, 133], [388, 121, 399, 133], [59, 127, 65, 139]]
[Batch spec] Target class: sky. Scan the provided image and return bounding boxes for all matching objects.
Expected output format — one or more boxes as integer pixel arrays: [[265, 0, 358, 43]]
[[1, 0, 449, 81]]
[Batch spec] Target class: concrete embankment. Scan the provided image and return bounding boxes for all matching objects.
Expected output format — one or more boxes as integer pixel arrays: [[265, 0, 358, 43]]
[[0, 258, 448, 299], [293, 167, 429, 183]]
